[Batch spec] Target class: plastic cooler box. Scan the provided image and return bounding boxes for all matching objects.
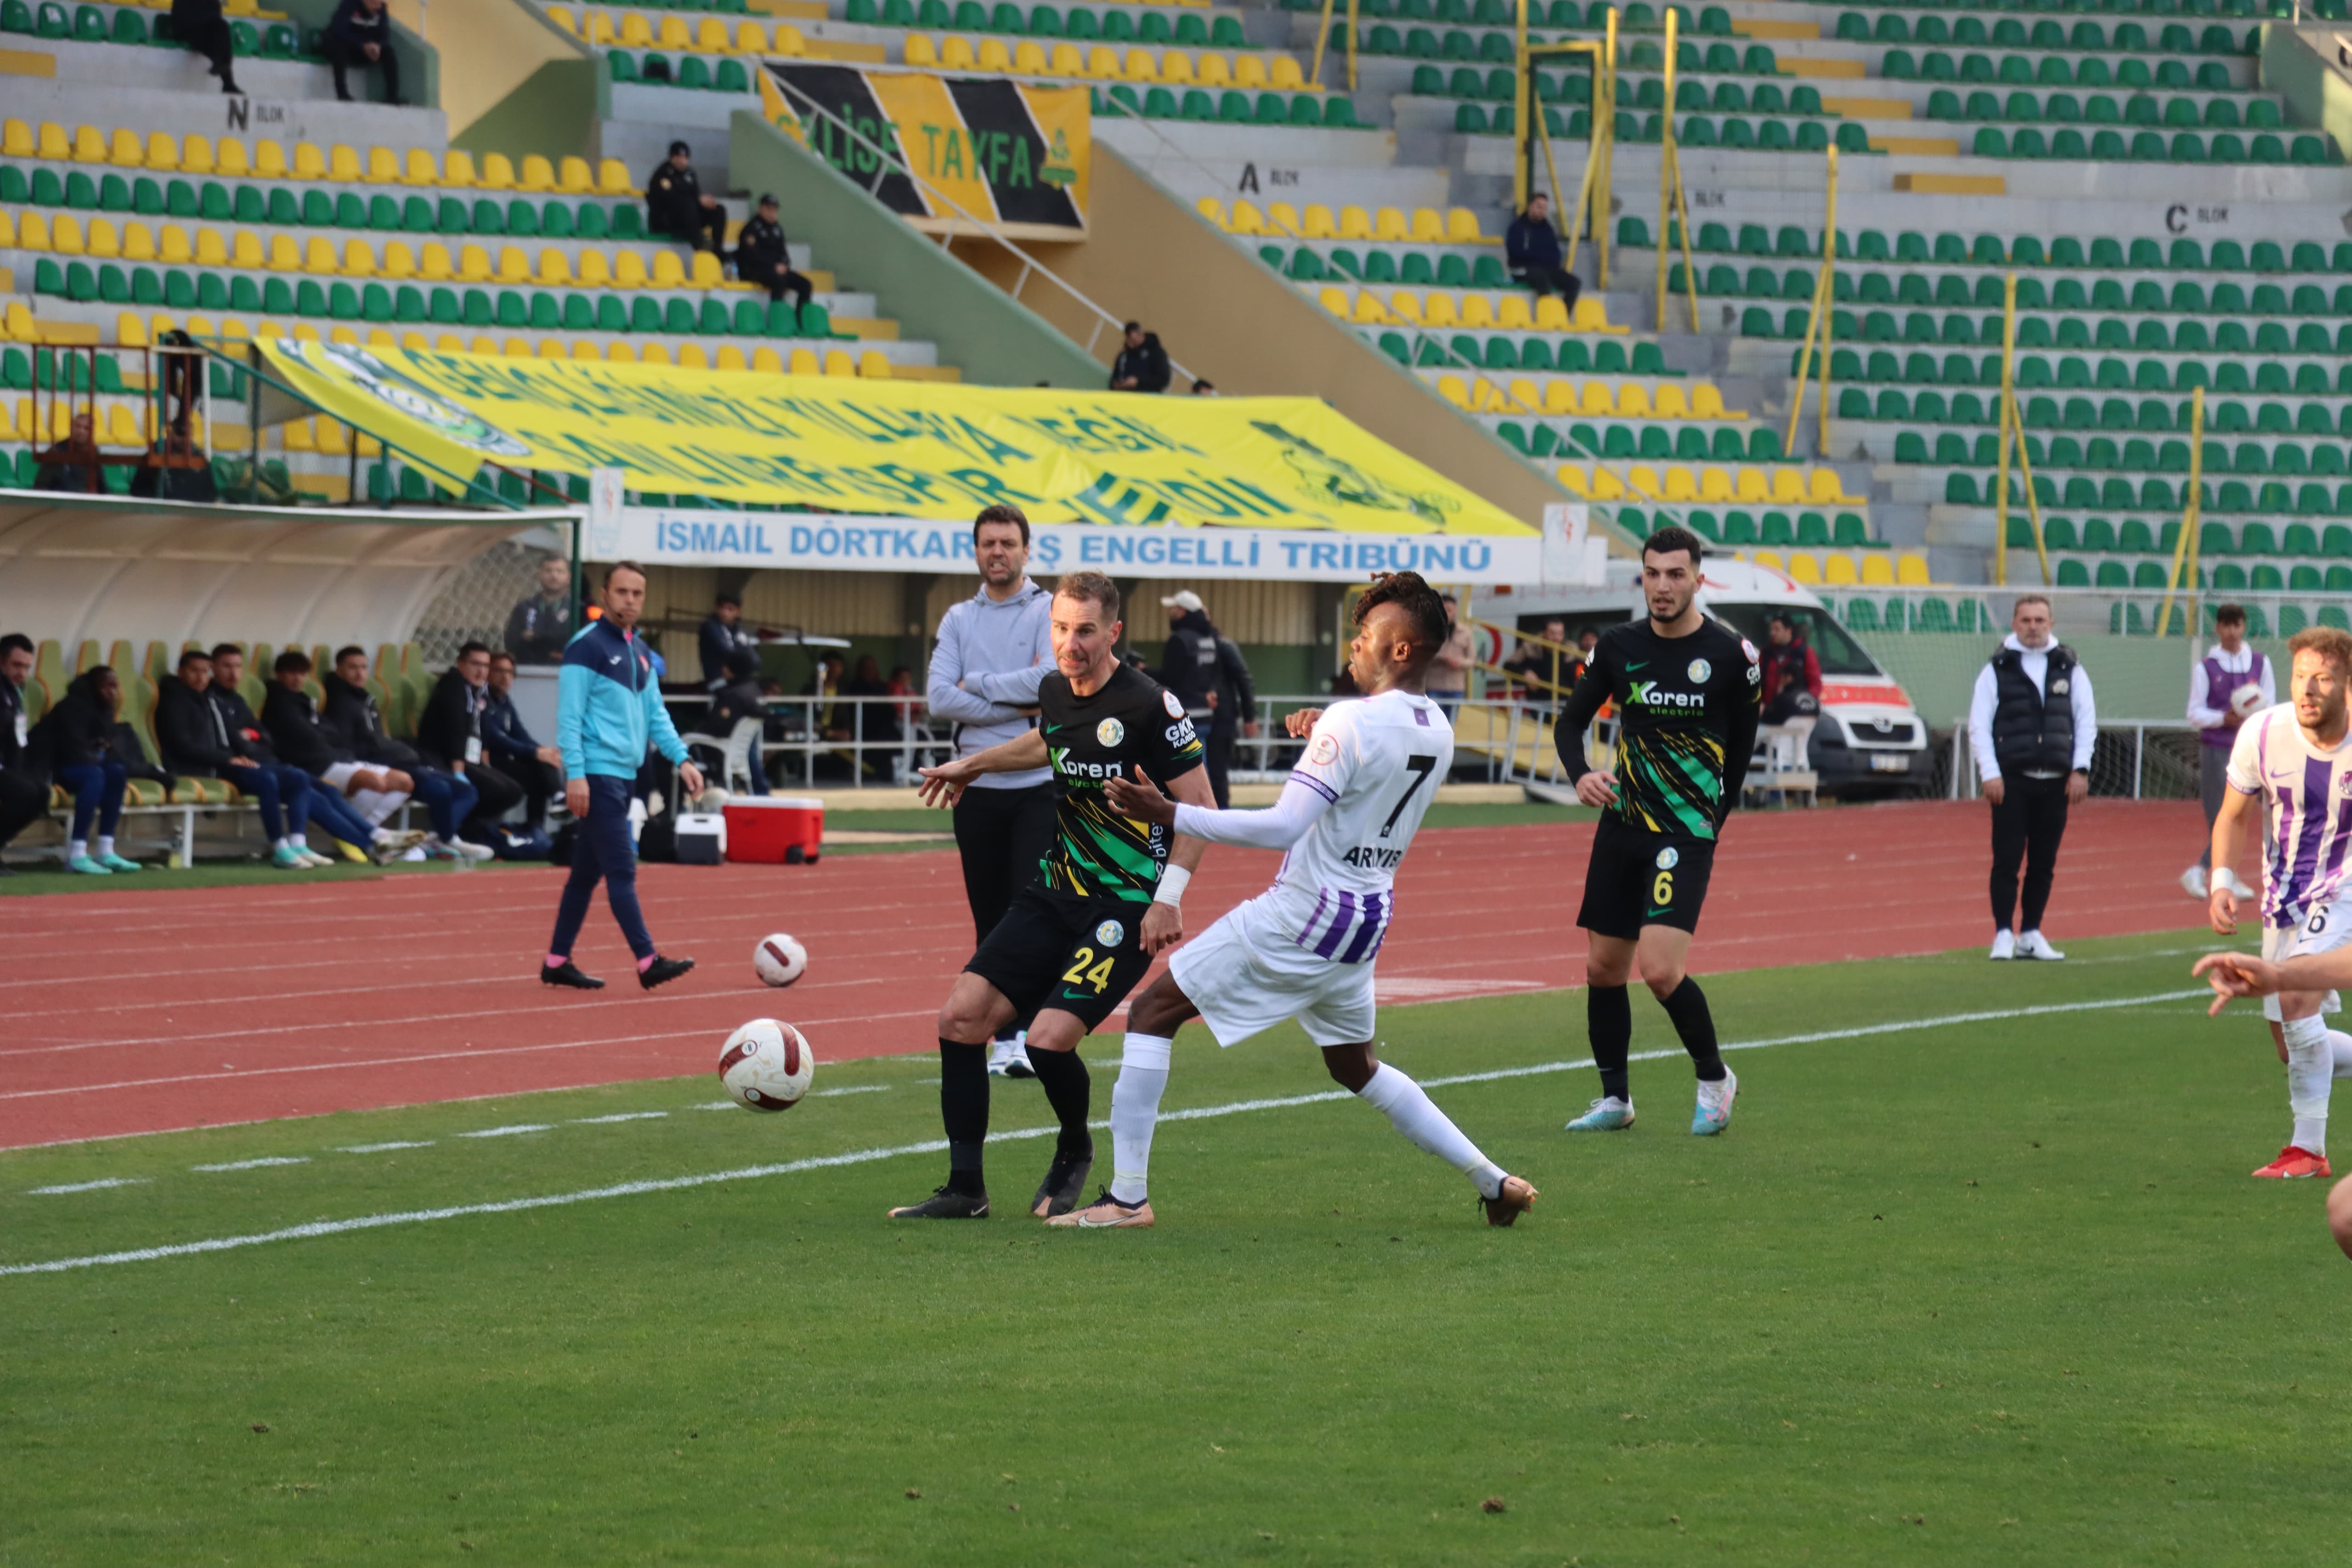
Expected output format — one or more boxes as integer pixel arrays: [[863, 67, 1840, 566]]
[[723, 795, 822, 863]]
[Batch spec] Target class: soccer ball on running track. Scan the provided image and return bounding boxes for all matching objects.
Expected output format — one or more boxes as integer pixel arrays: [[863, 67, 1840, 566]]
[[753, 932, 808, 987], [719, 1018, 816, 1111]]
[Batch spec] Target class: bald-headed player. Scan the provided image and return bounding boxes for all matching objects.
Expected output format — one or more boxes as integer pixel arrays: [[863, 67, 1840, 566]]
[[1056, 571, 1539, 1228]]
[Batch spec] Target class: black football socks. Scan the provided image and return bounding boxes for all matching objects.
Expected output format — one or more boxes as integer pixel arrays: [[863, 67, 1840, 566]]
[[1589, 984, 1632, 1103], [1023, 1044, 1094, 1159], [1661, 976, 1727, 1082], [940, 1038, 990, 1195]]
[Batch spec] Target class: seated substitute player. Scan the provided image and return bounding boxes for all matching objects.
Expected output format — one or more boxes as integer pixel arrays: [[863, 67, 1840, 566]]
[[2189, 625, 2352, 1179], [1554, 525, 1761, 1137], [893, 571, 1217, 1221], [1062, 572, 1540, 1229]]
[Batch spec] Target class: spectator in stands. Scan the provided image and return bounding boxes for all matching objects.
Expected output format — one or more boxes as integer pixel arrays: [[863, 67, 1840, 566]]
[[1502, 617, 1579, 708], [1428, 593, 1473, 718], [34, 413, 102, 494], [28, 666, 139, 874], [324, 0, 402, 105], [699, 592, 757, 691], [168, 0, 241, 95], [704, 649, 773, 795], [732, 194, 813, 322], [0, 634, 45, 874], [319, 645, 492, 860], [419, 642, 527, 844], [1505, 192, 1581, 307], [1110, 323, 1170, 393], [486, 651, 563, 830], [506, 556, 575, 666], [1760, 612, 1823, 724], [158, 646, 336, 869], [258, 649, 419, 862], [646, 141, 726, 255]]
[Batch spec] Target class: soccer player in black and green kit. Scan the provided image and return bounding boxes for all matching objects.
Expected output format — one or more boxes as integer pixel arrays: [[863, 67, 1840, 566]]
[[894, 571, 1218, 1219], [1553, 525, 1762, 1137]]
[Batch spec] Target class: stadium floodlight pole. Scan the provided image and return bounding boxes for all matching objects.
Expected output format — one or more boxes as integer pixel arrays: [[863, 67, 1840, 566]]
[[1781, 145, 1838, 462], [2157, 385, 2207, 640], [1652, 7, 1701, 333]]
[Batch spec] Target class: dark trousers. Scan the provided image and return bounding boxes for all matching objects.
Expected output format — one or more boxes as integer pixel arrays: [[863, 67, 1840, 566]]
[[954, 781, 1057, 1040], [1990, 772, 2070, 933], [550, 774, 656, 962], [662, 206, 729, 254], [460, 760, 524, 839], [228, 762, 313, 843], [1205, 724, 1236, 809], [0, 769, 47, 850], [741, 257, 813, 312], [301, 780, 379, 850], [177, 14, 235, 83], [2198, 743, 2229, 870], [498, 753, 560, 828], [1514, 262, 1582, 308], [54, 761, 126, 841], [408, 766, 477, 843], [326, 36, 401, 104]]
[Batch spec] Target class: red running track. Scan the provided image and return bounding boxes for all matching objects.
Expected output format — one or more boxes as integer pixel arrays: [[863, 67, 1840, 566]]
[[0, 800, 2230, 1149]]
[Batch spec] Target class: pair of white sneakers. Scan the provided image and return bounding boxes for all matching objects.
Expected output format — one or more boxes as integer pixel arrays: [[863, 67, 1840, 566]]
[[2180, 866, 2257, 900], [1989, 928, 2064, 961]]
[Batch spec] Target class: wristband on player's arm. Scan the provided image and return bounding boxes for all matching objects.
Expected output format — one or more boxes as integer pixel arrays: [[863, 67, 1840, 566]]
[[1154, 863, 1191, 908]]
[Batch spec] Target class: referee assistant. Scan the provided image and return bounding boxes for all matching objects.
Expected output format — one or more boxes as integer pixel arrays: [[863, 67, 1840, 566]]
[[927, 503, 1056, 1077]]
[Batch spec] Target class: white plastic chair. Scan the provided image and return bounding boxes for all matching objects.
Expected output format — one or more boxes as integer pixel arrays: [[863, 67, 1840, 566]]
[[682, 716, 763, 795]]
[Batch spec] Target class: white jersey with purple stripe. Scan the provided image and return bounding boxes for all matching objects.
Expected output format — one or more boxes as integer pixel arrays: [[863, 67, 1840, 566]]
[[2227, 704, 2352, 928], [1260, 689, 1454, 963]]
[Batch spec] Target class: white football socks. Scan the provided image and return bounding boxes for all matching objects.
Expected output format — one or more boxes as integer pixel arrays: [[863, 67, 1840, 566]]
[[352, 787, 407, 826], [1357, 1063, 1505, 1200], [1108, 1033, 1172, 1205], [95, 835, 115, 858], [2329, 1030, 2352, 1080], [65, 838, 86, 861], [2283, 1014, 2332, 1156]]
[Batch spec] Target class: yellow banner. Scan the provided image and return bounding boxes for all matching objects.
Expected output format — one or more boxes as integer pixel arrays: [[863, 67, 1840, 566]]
[[258, 339, 1534, 538]]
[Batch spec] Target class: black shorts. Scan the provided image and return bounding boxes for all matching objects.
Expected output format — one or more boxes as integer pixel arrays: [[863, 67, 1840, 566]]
[[1576, 818, 1716, 939], [965, 884, 1155, 1031]]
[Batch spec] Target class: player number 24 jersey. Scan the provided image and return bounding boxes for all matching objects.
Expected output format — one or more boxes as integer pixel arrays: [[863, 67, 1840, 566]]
[[1036, 662, 1206, 905]]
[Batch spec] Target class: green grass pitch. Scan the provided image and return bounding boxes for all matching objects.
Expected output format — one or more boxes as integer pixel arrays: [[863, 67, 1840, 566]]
[[3, 929, 2346, 1565]]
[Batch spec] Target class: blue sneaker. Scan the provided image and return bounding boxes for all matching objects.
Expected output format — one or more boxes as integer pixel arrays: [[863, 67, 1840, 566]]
[[1566, 1096, 1634, 1132], [1691, 1068, 1738, 1136], [66, 855, 111, 875]]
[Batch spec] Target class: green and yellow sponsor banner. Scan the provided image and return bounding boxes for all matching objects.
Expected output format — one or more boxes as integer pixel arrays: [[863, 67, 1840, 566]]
[[758, 62, 1088, 233], [258, 338, 1534, 547]]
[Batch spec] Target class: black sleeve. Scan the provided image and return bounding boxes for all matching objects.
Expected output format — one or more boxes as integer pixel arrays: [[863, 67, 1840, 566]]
[[159, 688, 231, 773], [503, 598, 533, 660], [1552, 642, 1614, 779], [1219, 638, 1255, 719], [416, 678, 464, 769], [1156, 633, 1191, 698], [1146, 690, 1207, 782], [1141, 346, 1171, 393], [1717, 639, 1763, 826]]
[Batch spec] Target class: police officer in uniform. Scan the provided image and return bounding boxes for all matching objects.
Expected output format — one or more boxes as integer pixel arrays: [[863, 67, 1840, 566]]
[[733, 193, 814, 322], [645, 140, 726, 253], [1968, 594, 2097, 961]]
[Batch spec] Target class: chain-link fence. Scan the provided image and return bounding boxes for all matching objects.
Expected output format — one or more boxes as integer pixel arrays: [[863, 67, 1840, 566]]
[[410, 529, 571, 667]]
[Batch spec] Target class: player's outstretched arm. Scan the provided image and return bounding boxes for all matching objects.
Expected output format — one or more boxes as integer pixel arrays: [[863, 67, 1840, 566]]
[[1109, 773, 1338, 852], [1141, 764, 1220, 954], [916, 729, 1048, 806]]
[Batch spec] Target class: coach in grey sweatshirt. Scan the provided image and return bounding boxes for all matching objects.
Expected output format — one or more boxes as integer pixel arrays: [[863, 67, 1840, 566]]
[[927, 504, 1055, 1075]]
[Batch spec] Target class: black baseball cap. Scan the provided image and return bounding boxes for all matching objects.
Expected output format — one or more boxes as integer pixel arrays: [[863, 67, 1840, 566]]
[[757, 192, 778, 207], [668, 139, 690, 157]]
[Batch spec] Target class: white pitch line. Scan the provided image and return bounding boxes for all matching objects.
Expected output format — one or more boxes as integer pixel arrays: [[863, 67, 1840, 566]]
[[189, 1156, 310, 1172], [27, 1177, 152, 1195], [453, 1124, 554, 1139], [570, 1111, 670, 1125], [339, 1141, 434, 1154], [812, 1085, 890, 1098], [0, 986, 2213, 1278]]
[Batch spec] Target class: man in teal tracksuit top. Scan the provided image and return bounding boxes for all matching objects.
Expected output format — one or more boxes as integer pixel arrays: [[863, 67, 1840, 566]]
[[542, 560, 703, 991]]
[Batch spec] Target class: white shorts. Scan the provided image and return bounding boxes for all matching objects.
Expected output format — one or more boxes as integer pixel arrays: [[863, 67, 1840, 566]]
[[2260, 900, 2352, 1021], [320, 761, 368, 792], [1168, 898, 1377, 1049]]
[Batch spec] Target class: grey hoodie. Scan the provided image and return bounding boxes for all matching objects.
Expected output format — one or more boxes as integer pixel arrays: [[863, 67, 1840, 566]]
[[927, 578, 1053, 789]]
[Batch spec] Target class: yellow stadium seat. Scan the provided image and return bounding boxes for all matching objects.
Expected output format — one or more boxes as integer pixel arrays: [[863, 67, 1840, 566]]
[[1770, 469, 1805, 504], [214, 139, 254, 179], [1317, 286, 1349, 317], [545, 3, 576, 31], [1421, 293, 1457, 328], [158, 224, 192, 264], [1124, 47, 1157, 80], [689, 251, 723, 288], [1086, 42, 1121, 75], [1161, 51, 1195, 85], [1651, 384, 1688, 419], [121, 221, 154, 260], [230, 231, 263, 269], [479, 153, 517, 191], [518, 155, 557, 193], [1753, 549, 1783, 573], [1268, 202, 1301, 237], [583, 9, 614, 44], [940, 34, 977, 68], [1823, 554, 1859, 586], [824, 350, 857, 377], [85, 217, 119, 257], [416, 240, 453, 280], [526, 338, 560, 360], [1013, 40, 1047, 72], [1662, 466, 1698, 501], [1543, 380, 1575, 415], [107, 127, 141, 166], [619, 11, 652, 46], [1590, 466, 1625, 499], [181, 133, 215, 173], [253, 139, 288, 177], [715, 345, 747, 372], [1895, 553, 1931, 586], [1197, 52, 1230, 87], [7, 211, 36, 250], [283, 417, 315, 452], [38, 122, 71, 161], [1472, 378, 1509, 413], [1688, 383, 1726, 419], [1436, 375, 1470, 408], [497, 246, 532, 284], [327, 145, 361, 182], [457, 243, 494, 283], [1508, 377, 1541, 412], [1386, 290, 1422, 324], [340, 238, 375, 276], [74, 125, 107, 162], [289, 142, 324, 180], [364, 146, 400, 184], [1233, 54, 1267, 89], [381, 239, 416, 278], [604, 340, 636, 363], [1194, 196, 1227, 227], [1337, 205, 1372, 239], [1735, 468, 1770, 502], [568, 338, 600, 361], [736, 20, 769, 51], [1268, 54, 1306, 89], [650, 250, 687, 288], [859, 351, 893, 379], [1445, 207, 1485, 243], [789, 348, 821, 375], [752, 347, 784, 373], [1373, 207, 1408, 241], [1495, 294, 1532, 330], [1860, 553, 1895, 585], [1049, 42, 1085, 74], [1703, 467, 1739, 501], [681, 345, 717, 369], [1554, 463, 1588, 496], [1572, 297, 1619, 333], [695, 16, 729, 50], [1616, 383, 1652, 418], [264, 233, 300, 272], [1787, 553, 1821, 584], [1, 119, 32, 158], [1532, 295, 1570, 331], [1809, 468, 1851, 504], [1350, 292, 1388, 324], [556, 155, 595, 194], [1301, 204, 1336, 238], [657, 15, 691, 48], [597, 158, 633, 195], [104, 405, 140, 448], [1229, 199, 1264, 235], [978, 38, 1013, 71], [1457, 294, 1493, 328], [50, 214, 85, 255], [574, 249, 611, 288], [613, 249, 649, 288], [142, 130, 178, 170], [536, 249, 573, 287], [442, 150, 478, 188]]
